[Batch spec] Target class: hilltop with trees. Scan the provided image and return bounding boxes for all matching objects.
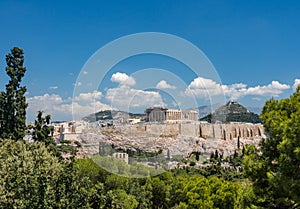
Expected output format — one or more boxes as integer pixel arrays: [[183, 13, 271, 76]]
[[200, 101, 262, 123]]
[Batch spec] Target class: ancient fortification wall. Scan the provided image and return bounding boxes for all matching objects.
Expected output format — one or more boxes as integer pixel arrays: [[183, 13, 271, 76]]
[[122, 122, 264, 140], [199, 123, 264, 140]]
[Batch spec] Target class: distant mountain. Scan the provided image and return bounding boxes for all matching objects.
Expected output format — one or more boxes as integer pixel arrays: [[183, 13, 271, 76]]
[[200, 101, 262, 123], [82, 110, 145, 122]]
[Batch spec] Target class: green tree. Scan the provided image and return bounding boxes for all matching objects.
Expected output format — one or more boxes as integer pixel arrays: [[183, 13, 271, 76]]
[[105, 175, 130, 191], [0, 140, 103, 209], [0, 47, 27, 140], [146, 176, 172, 209], [0, 140, 62, 208], [31, 111, 60, 155], [75, 158, 109, 184], [53, 158, 93, 208], [127, 179, 152, 209], [177, 175, 214, 208], [85, 182, 107, 209], [32, 111, 52, 143], [105, 189, 138, 209], [243, 87, 300, 208]]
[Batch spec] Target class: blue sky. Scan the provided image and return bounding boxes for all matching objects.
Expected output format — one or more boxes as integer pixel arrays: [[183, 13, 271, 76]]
[[0, 0, 299, 121]]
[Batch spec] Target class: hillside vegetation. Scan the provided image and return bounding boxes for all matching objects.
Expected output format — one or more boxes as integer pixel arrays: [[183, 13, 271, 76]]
[[201, 101, 262, 123]]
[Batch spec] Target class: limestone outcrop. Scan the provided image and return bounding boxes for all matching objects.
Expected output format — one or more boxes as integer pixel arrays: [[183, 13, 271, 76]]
[[66, 122, 265, 159]]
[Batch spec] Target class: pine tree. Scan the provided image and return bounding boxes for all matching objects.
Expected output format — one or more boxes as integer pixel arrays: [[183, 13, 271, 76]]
[[243, 86, 300, 207], [0, 47, 27, 140]]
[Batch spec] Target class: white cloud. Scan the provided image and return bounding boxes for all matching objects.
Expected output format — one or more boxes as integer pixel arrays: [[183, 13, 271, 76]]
[[293, 79, 300, 91], [156, 80, 176, 90], [27, 86, 164, 121], [49, 86, 58, 89], [73, 91, 102, 103], [72, 91, 113, 119], [111, 72, 136, 86], [106, 86, 165, 110], [27, 94, 65, 120], [27, 91, 112, 121], [244, 81, 290, 96], [229, 83, 247, 89], [185, 77, 224, 98], [185, 77, 290, 100]]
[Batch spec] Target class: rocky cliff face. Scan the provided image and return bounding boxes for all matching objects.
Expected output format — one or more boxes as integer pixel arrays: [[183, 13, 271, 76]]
[[69, 122, 265, 159]]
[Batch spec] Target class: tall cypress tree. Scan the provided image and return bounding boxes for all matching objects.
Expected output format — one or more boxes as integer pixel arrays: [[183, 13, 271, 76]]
[[0, 47, 27, 140]]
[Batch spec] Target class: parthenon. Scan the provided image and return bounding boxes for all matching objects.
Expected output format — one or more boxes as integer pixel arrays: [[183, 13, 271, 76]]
[[145, 107, 198, 122]]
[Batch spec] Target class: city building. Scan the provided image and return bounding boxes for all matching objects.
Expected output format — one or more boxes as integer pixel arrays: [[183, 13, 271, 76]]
[[112, 152, 129, 164]]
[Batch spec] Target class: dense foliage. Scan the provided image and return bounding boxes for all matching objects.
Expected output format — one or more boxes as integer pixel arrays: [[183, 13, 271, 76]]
[[243, 86, 300, 208], [0, 47, 27, 140], [0, 139, 254, 209]]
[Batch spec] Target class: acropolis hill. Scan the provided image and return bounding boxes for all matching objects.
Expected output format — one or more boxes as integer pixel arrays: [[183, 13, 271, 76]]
[[73, 122, 264, 158], [55, 102, 265, 159]]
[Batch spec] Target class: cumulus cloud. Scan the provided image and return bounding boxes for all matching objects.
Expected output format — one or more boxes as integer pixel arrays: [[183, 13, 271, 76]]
[[229, 83, 247, 89], [156, 80, 176, 90], [27, 91, 112, 121], [293, 79, 300, 91], [185, 77, 290, 100], [185, 77, 224, 98], [244, 81, 290, 96], [27, 94, 66, 121], [106, 85, 165, 110], [72, 91, 113, 119], [73, 91, 102, 103], [28, 94, 63, 111], [27, 86, 163, 121], [111, 72, 136, 86]]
